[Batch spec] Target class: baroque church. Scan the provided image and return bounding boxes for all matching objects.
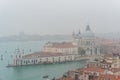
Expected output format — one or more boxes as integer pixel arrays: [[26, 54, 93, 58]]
[[72, 25, 100, 55]]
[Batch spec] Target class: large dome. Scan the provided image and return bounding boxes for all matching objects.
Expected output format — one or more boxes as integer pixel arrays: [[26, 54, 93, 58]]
[[83, 25, 95, 38], [83, 31, 95, 38]]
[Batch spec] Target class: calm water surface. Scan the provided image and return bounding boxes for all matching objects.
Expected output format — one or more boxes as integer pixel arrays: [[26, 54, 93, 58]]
[[0, 40, 87, 80]]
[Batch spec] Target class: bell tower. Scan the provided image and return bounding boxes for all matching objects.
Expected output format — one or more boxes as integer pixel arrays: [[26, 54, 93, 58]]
[[14, 48, 23, 66]]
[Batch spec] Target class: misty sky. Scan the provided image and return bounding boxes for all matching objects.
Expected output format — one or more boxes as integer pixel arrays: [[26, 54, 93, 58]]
[[0, 0, 120, 36]]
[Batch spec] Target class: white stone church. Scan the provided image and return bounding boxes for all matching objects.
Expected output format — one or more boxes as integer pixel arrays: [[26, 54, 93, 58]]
[[72, 25, 100, 55]]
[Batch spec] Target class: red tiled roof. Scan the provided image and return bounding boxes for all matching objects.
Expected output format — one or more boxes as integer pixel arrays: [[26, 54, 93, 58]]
[[94, 74, 120, 80], [46, 42, 77, 48], [78, 67, 105, 73], [110, 68, 120, 73]]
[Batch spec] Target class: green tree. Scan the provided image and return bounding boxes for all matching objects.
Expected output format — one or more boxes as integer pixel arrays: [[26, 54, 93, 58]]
[[78, 47, 85, 55]]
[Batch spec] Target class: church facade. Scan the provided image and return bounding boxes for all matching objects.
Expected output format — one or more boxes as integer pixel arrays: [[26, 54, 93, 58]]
[[72, 25, 100, 56]]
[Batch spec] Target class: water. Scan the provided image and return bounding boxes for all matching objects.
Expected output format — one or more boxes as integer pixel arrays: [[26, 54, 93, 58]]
[[0, 40, 87, 80]]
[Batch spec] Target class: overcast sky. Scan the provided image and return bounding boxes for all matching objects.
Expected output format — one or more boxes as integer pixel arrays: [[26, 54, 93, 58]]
[[0, 0, 120, 36]]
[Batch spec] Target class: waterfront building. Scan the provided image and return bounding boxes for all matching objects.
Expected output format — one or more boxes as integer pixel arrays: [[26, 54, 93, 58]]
[[72, 25, 100, 55], [43, 42, 78, 55], [13, 48, 24, 66], [12, 48, 95, 66], [13, 49, 78, 66]]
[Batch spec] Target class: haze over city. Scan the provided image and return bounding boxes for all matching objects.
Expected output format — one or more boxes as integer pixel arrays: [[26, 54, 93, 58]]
[[0, 0, 120, 36], [1, 0, 120, 80]]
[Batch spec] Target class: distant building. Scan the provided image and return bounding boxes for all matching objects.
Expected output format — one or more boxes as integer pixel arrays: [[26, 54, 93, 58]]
[[72, 25, 100, 55], [43, 25, 101, 56]]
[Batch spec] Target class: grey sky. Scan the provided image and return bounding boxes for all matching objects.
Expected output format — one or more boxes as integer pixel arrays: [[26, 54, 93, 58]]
[[0, 0, 120, 36]]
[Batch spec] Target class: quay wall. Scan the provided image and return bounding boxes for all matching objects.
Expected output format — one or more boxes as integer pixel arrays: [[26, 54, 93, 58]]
[[8, 55, 99, 67]]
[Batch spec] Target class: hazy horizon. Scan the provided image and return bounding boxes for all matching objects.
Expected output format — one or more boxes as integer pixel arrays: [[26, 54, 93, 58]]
[[0, 0, 120, 36]]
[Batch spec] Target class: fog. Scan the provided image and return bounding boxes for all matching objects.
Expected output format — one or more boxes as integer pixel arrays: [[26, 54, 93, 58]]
[[0, 0, 120, 36]]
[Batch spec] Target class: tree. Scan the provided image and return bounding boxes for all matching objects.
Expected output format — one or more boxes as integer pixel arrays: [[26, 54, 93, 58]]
[[78, 47, 85, 55]]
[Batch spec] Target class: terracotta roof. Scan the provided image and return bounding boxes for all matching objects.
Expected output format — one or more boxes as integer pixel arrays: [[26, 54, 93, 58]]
[[110, 68, 120, 73], [45, 42, 77, 48], [78, 67, 105, 73], [101, 40, 117, 46], [94, 74, 120, 80]]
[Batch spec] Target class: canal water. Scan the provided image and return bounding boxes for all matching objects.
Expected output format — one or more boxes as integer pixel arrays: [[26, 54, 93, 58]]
[[0, 40, 87, 80]]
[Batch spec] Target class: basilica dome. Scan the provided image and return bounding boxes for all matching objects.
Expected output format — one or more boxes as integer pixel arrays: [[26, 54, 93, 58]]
[[83, 25, 95, 38]]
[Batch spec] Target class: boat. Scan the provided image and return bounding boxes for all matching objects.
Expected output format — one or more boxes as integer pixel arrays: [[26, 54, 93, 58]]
[[43, 75, 49, 78]]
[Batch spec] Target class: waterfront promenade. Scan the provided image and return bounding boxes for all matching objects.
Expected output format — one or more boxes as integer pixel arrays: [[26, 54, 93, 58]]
[[8, 54, 100, 67]]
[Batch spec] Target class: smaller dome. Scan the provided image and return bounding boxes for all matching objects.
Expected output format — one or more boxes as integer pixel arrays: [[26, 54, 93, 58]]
[[76, 29, 82, 38]]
